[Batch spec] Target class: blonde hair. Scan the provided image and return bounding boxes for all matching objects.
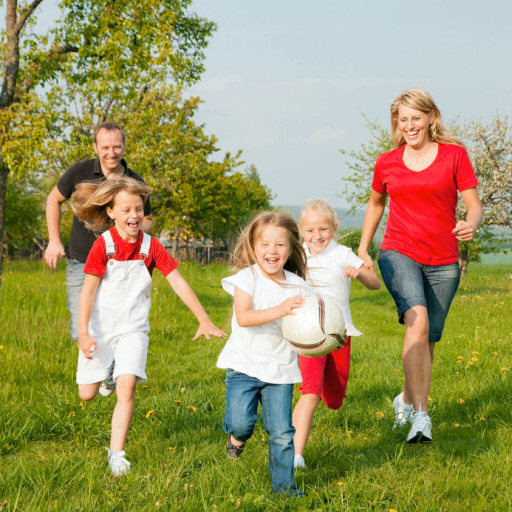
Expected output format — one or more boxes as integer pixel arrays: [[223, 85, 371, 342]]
[[72, 176, 150, 233], [299, 199, 339, 239], [232, 211, 307, 280], [390, 88, 465, 148]]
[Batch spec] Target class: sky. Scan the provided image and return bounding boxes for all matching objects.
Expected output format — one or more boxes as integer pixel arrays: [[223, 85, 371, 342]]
[[29, 0, 512, 208]]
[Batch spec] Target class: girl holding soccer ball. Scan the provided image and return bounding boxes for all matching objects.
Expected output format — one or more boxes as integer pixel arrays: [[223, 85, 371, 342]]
[[217, 211, 313, 496], [358, 88, 482, 443], [73, 176, 225, 477], [292, 200, 381, 470]]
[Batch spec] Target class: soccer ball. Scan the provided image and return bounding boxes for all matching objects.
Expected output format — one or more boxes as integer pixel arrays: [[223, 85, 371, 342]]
[[282, 295, 345, 357]]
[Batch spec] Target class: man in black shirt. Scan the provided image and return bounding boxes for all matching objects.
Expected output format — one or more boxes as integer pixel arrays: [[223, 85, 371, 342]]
[[44, 122, 153, 342]]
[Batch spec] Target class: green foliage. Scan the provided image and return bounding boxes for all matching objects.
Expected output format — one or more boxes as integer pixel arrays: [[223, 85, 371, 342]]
[[1, 261, 512, 511], [338, 228, 378, 260]]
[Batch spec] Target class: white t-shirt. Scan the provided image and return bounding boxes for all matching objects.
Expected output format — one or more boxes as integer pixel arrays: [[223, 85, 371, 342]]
[[304, 240, 364, 336], [217, 264, 313, 384]]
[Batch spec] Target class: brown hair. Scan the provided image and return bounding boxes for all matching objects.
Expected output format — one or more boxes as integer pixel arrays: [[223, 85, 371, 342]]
[[72, 176, 149, 233], [299, 199, 339, 240], [390, 88, 465, 148], [93, 121, 125, 144], [232, 211, 307, 280]]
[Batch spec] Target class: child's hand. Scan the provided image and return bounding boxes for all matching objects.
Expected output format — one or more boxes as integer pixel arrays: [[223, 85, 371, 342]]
[[78, 333, 97, 359], [193, 320, 227, 340], [343, 265, 360, 280], [278, 296, 304, 318], [335, 329, 348, 350]]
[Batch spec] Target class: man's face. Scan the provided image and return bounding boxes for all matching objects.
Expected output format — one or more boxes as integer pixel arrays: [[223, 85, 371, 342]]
[[94, 128, 125, 174]]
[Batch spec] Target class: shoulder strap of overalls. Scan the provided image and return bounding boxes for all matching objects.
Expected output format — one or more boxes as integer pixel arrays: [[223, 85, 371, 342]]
[[140, 232, 151, 258], [102, 230, 116, 257]]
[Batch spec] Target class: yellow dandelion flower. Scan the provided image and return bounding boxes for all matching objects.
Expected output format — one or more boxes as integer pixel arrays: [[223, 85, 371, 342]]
[[471, 357, 478, 362], [187, 405, 197, 412], [480, 417, 485, 422], [428, 396, 432, 402], [457, 356, 464, 360], [390, 509, 398, 512], [169, 447, 174, 452], [501, 367, 508, 371], [457, 398, 465, 404], [0, 345, 4, 350], [456, 372, 460, 375], [493, 352, 498, 356], [337, 481, 344, 487], [459, 334, 466, 338], [146, 410, 155, 418], [455, 423, 460, 428], [375, 411, 384, 419], [174, 399, 183, 403], [472, 351, 479, 355], [466, 424, 471, 428], [468, 361, 473, 366], [181, 387, 186, 392]]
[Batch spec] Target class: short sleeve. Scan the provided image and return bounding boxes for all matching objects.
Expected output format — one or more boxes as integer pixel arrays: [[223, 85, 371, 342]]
[[83, 236, 108, 278], [455, 147, 478, 192], [151, 239, 179, 276], [222, 268, 255, 298], [371, 153, 387, 194], [56, 164, 79, 199]]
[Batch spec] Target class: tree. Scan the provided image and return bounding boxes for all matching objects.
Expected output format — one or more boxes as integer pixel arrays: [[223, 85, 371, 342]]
[[340, 114, 512, 276], [0, 0, 217, 280]]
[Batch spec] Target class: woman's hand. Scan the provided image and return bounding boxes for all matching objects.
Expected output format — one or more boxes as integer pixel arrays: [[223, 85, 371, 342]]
[[452, 220, 477, 241]]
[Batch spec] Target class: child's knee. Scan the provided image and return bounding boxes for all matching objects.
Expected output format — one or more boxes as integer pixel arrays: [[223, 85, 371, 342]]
[[115, 375, 137, 400], [78, 384, 99, 401]]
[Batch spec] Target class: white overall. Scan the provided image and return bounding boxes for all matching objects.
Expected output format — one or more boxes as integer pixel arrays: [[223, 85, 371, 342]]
[[89, 230, 153, 339], [76, 230, 153, 385]]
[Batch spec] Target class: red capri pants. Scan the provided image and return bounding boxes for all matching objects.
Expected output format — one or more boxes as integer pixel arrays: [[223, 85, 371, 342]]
[[297, 338, 351, 410]]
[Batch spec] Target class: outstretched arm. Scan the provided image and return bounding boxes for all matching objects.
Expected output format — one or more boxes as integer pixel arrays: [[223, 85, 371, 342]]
[[166, 269, 226, 340], [44, 186, 67, 269], [358, 189, 387, 273]]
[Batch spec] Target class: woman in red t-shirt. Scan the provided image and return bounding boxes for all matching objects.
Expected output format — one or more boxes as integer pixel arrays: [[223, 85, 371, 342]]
[[358, 88, 482, 444]]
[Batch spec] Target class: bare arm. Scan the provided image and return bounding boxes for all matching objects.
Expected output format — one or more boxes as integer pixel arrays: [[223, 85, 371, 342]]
[[44, 186, 67, 269], [344, 265, 381, 290], [452, 187, 483, 241], [358, 189, 387, 272], [166, 269, 226, 340], [78, 274, 101, 359], [142, 214, 154, 233], [234, 286, 304, 328]]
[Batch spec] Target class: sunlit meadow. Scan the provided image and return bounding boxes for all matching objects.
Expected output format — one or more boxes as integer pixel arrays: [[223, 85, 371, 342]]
[[0, 260, 511, 511]]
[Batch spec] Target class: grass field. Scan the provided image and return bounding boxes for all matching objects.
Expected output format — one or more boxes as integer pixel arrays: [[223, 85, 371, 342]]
[[0, 260, 511, 511]]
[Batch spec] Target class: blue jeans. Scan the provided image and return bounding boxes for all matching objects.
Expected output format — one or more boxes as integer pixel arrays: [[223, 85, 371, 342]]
[[223, 370, 301, 495], [378, 250, 460, 342], [65, 260, 85, 343]]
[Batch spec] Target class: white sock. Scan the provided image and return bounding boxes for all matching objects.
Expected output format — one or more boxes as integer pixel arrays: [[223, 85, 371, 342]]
[[294, 454, 306, 469]]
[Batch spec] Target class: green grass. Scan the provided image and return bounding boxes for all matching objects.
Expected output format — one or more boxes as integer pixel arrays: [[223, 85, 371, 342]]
[[0, 260, 511, 511]]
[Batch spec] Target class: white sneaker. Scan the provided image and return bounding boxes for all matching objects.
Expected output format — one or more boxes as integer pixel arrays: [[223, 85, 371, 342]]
[[99, 362, 116, 397], [407, 411, 432, 444], [294, 454, 307, 470], [392, 392, 414, 428], [106, 448, 131, 476]]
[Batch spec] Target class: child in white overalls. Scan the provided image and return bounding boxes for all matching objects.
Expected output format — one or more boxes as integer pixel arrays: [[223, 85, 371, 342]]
[[73, 176, 226, 477]]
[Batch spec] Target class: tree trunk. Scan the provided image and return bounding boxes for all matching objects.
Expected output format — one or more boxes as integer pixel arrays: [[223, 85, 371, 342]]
[[0, 162, 9, 286], [459, 249, 468, 280]]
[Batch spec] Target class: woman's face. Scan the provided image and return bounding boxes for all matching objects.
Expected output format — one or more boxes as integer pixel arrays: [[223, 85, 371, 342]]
[[397, 104, 434, 150]]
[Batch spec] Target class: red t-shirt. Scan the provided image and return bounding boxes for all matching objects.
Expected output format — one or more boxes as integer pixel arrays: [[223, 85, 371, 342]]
[[372, 144, 478, 265], [84, 227, 179, 278]]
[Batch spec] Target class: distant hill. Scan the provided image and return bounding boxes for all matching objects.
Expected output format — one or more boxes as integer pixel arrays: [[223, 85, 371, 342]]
[[276, 205, 367, 229]]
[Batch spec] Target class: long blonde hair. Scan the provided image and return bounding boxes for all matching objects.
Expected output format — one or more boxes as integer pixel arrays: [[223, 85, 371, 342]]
[[72, 176, 150, 233], [390, 88, 465, 148], [232, 211, 307, 280]]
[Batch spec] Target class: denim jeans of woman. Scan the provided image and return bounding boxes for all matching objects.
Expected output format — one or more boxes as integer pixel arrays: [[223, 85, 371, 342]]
[[223, 370, 302, 495]]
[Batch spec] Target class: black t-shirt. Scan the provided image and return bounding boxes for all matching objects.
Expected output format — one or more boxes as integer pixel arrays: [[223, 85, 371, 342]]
[[57, 158, 152, 263]]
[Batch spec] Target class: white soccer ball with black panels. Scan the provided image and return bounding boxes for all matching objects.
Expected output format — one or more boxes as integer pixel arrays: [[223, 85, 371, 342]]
[[282, 295, 345, 357]]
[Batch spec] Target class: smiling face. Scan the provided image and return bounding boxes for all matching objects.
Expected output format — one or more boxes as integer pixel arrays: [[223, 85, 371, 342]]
[[107, 190, 144, 242], [94, 128, 125, 176], [397, 104, 434, 150], [300, 209, 336, 256], [254, 224, 291, 280]]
